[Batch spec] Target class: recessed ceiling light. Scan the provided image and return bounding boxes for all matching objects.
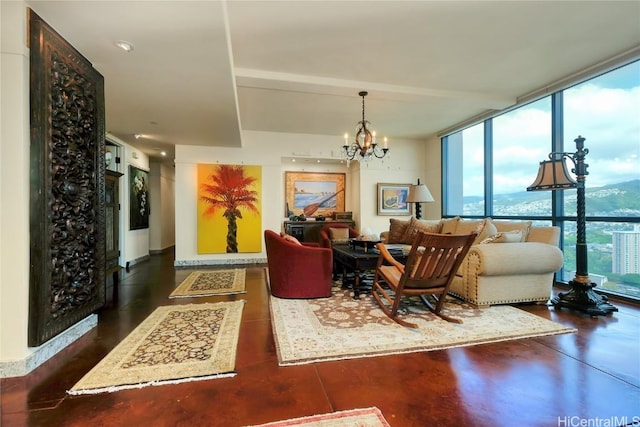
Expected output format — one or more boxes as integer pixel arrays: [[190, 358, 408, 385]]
[[160, 151, 166, 156], [115, 40, 134, 53], [134, 134, 142, 139]]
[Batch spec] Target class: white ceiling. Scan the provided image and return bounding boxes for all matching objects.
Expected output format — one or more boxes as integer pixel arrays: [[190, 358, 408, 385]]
[[25, 1, 640, 163]]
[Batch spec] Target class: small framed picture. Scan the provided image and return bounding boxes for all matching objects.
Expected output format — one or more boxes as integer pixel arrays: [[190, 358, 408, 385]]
[[377, 183, 412, 216]]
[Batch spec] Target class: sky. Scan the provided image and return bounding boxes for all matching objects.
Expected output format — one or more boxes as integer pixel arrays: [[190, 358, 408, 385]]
[[460, 60, 640, 197]]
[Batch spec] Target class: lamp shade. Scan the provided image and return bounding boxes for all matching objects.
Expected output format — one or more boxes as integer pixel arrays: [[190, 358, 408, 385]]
[[407, 184, 434, 203], [527, 159, 577, 191]]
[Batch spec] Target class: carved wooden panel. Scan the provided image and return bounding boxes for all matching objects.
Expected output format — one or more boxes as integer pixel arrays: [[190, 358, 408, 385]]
[[29, 10, 106, 346]]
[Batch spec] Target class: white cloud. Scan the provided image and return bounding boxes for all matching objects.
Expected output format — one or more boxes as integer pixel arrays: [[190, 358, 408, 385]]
[[465, 81, 640, 195]]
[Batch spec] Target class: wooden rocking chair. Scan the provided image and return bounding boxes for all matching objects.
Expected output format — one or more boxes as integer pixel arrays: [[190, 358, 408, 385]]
[[372, 231, 476, 328]]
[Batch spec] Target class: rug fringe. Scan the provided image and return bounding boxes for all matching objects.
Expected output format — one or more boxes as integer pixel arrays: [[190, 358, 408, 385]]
[[277, 328, 577, 366], [169, 291, 247, 299], [244, 406, 390, 427], [67, 372, 237, 395], [273, 327, 578, 366]]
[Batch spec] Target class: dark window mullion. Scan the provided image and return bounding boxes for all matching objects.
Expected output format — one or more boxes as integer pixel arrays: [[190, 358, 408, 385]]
[[484, 119, 493, 217]]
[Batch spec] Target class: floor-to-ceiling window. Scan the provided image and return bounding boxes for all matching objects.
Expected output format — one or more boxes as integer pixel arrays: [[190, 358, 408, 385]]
[[443, 123, 485, 216], [442, 60, 640, 300], [492, 97, 553, 217]]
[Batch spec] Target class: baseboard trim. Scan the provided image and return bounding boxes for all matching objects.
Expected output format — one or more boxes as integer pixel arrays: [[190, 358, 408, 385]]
[[126, 254, 150, 269], [150, 245, 175, 255], [174, 257, 268, 267], [0, 314, 97, 378]]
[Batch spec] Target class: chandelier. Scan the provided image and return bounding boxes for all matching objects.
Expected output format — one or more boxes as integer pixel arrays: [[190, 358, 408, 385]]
[[342, 91, 389, 163]]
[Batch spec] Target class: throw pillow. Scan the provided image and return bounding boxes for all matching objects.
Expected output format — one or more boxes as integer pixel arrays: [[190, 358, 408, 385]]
[[439, 216, 460, 234], [387, 218, 410, 244], [281, 233, 302, 245], [401, 217, 442, 244], [329, 227, 350, 243], [473, 219, 497, 244], [491, 220, 531, 241], [480, 230, 524, 244], [453, 218, 497, 244], [480, 233, 501, 244]]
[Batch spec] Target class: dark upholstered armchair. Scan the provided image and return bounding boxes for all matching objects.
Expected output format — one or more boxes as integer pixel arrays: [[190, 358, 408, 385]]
[[264, 230, 333, 299], [318, 223, 359, 249]]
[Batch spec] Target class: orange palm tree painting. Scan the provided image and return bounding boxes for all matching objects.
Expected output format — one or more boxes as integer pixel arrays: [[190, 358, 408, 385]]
[[197, 164, 262, 253]]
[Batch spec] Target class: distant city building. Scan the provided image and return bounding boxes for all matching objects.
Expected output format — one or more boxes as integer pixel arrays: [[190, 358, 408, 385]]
[[612, 229, 640, 275]]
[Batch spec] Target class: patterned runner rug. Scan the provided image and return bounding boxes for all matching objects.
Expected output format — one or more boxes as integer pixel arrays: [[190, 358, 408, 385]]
[[245, 407, 390, 427], [68, 301, 244, 395], [170, 269, 246, 298], [270, 287, 575, 366]]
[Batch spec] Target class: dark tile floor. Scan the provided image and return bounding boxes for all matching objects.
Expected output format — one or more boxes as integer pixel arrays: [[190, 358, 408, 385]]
[[2, 250, 639, 427]]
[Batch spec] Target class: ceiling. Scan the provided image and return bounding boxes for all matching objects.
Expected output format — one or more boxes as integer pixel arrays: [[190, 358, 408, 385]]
[[26, 1, 640, 163]]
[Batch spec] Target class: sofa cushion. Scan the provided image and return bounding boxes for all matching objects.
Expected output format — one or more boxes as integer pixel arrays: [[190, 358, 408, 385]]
[[401, 217, 442, 243], [527, 226, 560, 245], [440, 216, 460, 234], [387, 218, 410, 244]]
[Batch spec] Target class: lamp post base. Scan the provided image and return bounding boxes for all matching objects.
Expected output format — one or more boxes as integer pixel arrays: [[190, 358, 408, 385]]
[[414, 203, 422, 220], [551, 281, 618, 316]]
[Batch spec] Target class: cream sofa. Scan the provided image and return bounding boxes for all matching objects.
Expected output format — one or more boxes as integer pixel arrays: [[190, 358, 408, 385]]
[[380, 217, 564, 307]]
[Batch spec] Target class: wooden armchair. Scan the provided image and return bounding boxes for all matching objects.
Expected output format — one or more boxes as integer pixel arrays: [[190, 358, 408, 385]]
[[372, 231, 476, 328]]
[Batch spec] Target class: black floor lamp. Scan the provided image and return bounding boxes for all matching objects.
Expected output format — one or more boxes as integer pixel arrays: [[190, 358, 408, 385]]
[[527, 135, 617, 316], [407, 179, 434, 220]]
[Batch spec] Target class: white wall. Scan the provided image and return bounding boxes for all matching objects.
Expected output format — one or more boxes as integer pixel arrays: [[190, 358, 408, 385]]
[[0, 0, 31, 363], [149, 161, 176, 252], [123, 146, 151, 265], [105, 134, 152, 266], [423, 134, 443, 220], [174, 130, 430, 265]]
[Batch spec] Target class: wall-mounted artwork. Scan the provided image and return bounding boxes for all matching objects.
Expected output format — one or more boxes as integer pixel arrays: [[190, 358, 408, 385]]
[[285, 172, 346, 217], [198, 164, 262, 253], [377, 183, 412, 215], [129, 165, 150, 230]]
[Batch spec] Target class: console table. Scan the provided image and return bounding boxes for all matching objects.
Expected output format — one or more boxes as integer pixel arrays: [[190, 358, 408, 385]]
[[284, 219, 356, 243]]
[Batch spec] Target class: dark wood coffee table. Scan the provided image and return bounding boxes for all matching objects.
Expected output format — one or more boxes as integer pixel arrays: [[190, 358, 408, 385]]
[[332, 243, 406, 298]]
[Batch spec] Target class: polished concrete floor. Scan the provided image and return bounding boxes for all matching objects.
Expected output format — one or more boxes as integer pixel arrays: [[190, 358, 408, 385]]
[[2, 250, 639, 427]]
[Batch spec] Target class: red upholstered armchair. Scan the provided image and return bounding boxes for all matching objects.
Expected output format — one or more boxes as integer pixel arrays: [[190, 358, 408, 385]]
[[264, 230, 333, 299], [318, 223, 359, 248]]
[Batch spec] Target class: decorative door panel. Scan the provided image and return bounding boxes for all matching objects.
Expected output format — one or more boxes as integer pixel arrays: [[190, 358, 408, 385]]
[[29, 10, 106, 346]]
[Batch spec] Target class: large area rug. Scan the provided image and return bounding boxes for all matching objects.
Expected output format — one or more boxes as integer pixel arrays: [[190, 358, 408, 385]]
[[270, 287, 576, 366], [169, 269, 246, 298], [68, 301, 244, 395], [245, 407, 390, 427]]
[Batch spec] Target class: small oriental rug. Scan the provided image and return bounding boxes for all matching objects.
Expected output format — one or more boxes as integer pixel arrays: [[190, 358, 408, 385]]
[[169, 269, 246, 298], [245, 407, 390, 427], [68, 301, 244, 395], [270, 287, 575, 366]]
